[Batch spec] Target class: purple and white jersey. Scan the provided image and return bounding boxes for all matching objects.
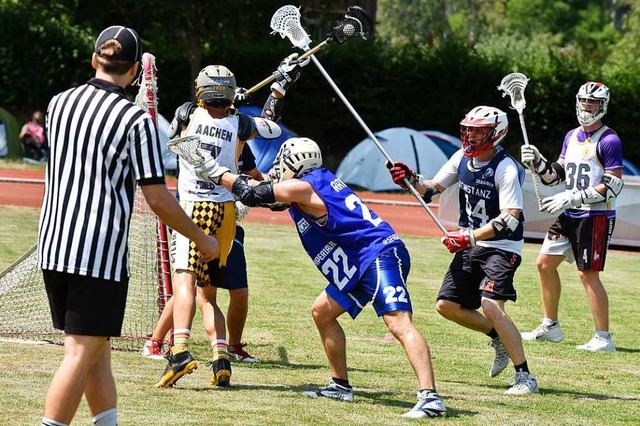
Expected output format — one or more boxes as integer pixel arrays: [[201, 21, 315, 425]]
[[289, 168, 404, 293], [560, 125, 623, 218]]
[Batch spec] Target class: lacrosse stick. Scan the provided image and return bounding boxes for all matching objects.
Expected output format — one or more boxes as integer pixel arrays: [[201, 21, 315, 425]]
[[134, 52, 174, 318], [166, 135, 207, 167], [270, 5, 447, 234], [247, 5, 373, 94], [498, 73, 544, 211]]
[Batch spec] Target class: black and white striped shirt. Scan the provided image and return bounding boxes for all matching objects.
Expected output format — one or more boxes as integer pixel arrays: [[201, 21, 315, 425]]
[[38, 78, 165, 282]]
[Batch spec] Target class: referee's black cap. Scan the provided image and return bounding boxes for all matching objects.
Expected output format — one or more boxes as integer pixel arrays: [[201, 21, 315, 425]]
[[94, 25, 142, 63]]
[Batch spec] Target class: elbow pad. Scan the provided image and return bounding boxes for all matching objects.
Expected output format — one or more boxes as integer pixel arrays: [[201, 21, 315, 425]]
[[490, 212, 520, 237], [602, 174, 623, 202], [253, 117, 282, 139], [262, 94, 284, 123], [231, 175, 276, 207], [168, 102, 196, 138], [540, 161, 565, 186]]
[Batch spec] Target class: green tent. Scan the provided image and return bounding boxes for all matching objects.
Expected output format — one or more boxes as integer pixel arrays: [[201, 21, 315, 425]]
[[0, 107, 21, 158]]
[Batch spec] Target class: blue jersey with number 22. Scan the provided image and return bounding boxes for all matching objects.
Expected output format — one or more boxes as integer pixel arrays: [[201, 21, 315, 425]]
[[289, 168, 404, 293]]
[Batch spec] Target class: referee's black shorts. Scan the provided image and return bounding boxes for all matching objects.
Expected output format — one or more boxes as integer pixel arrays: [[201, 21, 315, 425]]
[[43, 269, 128, 337]]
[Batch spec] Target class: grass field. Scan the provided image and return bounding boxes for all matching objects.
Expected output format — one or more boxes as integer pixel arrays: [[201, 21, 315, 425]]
[[0, 206, 638, 425]]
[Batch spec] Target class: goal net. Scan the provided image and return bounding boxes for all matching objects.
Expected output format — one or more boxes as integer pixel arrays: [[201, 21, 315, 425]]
[[0, 190, 171, 351]]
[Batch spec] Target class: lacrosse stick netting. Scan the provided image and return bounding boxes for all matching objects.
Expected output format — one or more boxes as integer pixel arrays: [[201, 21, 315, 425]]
[[247, 5, 373, 94], [167, 136, 207, 167], [273, 7, 446, 234], [498, 73, 544, 210]]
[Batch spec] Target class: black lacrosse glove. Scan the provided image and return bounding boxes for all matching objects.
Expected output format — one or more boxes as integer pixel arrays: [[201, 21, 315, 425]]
[[271, 53, 307, 96]]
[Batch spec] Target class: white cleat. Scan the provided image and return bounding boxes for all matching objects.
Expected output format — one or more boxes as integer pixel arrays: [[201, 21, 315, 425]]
[[521, 322, 564, 342], [402, 390, 446, 418], [577, 335, 615, 352], [489, 338, 510, 377], [505, 372, 539, 395]]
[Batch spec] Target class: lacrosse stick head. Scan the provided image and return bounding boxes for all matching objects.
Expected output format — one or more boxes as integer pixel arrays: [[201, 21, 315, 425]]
[[459, 106, 509, 158], [272, 137, 322, 182], [327, 6, 374, 44], [270, 5, 312, 50], [497, 72, 529, 115], [134, 52, 158, 123], [575, 81, 610, 126], [166, 135, 206, 167]]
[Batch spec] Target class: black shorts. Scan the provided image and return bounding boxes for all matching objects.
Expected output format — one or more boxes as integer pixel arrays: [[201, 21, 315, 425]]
[[208, 225, 248, 290], [547, 213, 615, 271], [437, 246, 521, 310], [43, 269, 128, 337]]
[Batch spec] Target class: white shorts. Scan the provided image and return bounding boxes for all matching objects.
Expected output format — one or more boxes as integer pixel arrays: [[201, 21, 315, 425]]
[[539, 234, 575, 264]]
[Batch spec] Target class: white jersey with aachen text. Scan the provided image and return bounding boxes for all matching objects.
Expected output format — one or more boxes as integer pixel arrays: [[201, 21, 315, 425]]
[[178, 107, 241, 202]]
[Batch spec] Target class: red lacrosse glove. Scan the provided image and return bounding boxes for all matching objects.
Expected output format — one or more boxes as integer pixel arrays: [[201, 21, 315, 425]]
[[441, 228, 476, 253], [388, 161, 416, 189]]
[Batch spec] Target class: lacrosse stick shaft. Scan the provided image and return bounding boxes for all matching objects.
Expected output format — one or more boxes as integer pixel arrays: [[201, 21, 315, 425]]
[[517, 113, 544, 211], [247, 41, 329, 94], [309, 55, 447, 234]]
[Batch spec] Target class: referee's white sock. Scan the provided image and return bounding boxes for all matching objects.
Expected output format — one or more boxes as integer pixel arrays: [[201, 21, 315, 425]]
[[92, 408, 118, 426]]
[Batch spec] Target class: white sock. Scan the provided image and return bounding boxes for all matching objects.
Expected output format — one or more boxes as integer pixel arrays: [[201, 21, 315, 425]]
[[595, 330, 611, 339], [41, 418, 68, 426], [92, 408, 118, 426], [542, 318, 557, 326]]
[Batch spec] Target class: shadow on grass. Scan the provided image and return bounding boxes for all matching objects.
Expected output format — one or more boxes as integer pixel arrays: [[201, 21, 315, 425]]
[[187, 382, 476, 418]]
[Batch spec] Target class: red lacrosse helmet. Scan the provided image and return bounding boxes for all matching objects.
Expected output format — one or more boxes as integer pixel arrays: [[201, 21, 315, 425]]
[[459, 106, 509, 158]]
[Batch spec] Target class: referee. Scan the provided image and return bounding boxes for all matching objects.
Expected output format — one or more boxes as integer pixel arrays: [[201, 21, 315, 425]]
[[39, 26, 219, 426]]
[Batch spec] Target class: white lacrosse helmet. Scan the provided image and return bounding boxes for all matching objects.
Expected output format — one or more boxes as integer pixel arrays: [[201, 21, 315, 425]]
[[459, 106, 509, 158], [272, 137, 322, 182], [195, 65, 237, 105], [576, 82, 610, 126]]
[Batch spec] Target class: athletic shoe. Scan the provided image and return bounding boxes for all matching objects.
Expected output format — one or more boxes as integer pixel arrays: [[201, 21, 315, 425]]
[[402, 390, 446, 418], [154, 345, 198, 388], [521, 322, 564, 342], [207, 358, 232, 387], [489, 337, 509, 377], [228, 343, 260, 363], [302, 379, 354, 402], [141, 339, 166, 360], [577, 335, 615, 352], [505, 372, 539, 395]]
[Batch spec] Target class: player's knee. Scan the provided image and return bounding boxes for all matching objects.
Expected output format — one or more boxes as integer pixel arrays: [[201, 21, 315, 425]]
[[435, 299, 456, 319]]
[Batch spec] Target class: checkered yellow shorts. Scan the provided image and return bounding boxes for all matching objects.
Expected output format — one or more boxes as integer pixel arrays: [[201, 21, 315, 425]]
[[170, 200, 236, 287]]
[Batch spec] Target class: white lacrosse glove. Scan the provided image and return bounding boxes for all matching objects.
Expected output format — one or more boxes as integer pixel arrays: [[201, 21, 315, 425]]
[[521, 145, 547, 174], [271, 53, 308, 96], [193, 155, 230, 185], [541, 190, 582, 214], [234, 200, 250, 221]]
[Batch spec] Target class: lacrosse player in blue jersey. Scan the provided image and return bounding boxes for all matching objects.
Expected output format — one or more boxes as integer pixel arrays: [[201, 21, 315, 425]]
[[190, 136, 446, 418], [390, 106, 539, 395]]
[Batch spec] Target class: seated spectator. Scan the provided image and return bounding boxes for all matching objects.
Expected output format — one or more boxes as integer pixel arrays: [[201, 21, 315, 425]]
[[20, 111, 47, 162]]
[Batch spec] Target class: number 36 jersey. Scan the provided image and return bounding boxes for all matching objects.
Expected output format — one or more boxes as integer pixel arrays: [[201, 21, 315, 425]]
[[289, 168, 404, 293]]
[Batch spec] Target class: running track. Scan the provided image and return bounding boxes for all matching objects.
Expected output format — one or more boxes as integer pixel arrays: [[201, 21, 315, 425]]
[[0, 168, 444, 238]]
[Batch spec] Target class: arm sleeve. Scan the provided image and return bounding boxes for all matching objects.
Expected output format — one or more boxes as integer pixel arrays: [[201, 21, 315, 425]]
[[495, 159, 524, 211], [433, 150, 462, 188], [240, 143, 257, 173]]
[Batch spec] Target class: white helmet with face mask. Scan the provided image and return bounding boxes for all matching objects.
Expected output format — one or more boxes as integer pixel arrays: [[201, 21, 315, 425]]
[[576, 82, 610, 126], [272, 137, 322, 183]]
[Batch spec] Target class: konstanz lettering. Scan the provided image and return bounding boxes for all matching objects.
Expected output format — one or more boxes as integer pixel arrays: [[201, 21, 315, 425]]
[[460, 182, 491, 199]]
